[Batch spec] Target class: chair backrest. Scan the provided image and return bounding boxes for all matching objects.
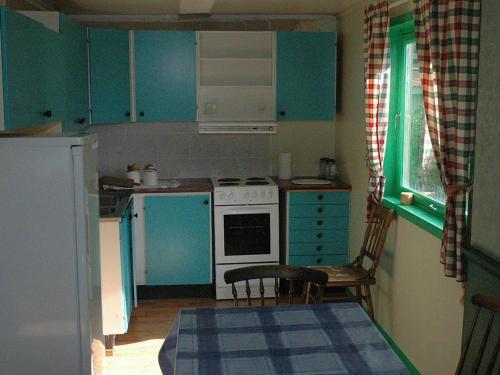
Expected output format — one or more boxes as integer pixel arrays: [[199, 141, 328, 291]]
[[456, 294, 500, 375], [224, 265, 328, 306], [356, 203, 394, 277]]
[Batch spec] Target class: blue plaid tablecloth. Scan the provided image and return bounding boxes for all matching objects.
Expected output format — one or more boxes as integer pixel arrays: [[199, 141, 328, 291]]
[[158, 303, 409, 375]]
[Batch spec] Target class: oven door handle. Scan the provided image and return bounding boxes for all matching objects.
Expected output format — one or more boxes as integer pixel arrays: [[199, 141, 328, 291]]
[[218, 206, 277, 216]]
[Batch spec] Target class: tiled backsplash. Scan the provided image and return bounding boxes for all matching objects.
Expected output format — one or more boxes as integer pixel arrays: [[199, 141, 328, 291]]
[[87, 122, 271, 179]]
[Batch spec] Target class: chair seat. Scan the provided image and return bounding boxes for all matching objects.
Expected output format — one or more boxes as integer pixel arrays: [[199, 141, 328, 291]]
[[310, 265, 375, 287]]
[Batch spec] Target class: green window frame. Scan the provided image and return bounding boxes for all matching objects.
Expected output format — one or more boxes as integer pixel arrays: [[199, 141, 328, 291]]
[[383, 14, 445, 239]]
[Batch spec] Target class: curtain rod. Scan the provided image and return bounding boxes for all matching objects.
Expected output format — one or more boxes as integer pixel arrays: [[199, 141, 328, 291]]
[[389, 0, 409, 9]]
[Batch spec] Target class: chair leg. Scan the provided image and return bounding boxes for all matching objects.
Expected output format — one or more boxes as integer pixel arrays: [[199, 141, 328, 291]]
[[363, 285, 374, 320], [355, 286, 362, 303], [305, 282, 312, 304]]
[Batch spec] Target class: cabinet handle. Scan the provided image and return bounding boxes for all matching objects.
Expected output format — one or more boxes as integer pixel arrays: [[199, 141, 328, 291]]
[[139, 111, 145, 117], [318, 194, 324, 200], [317, 233, 323, 239], [125, 112, 131, 117], [316, 258, 323, 264], [316, 246, 322, 251], [203, 200, 209, 205], [317, 207, 323, 213], [42, 110, 52, 118], [280, 110, 286, 117], [317, 220, 323, 226], [75, 117, 86, 125]]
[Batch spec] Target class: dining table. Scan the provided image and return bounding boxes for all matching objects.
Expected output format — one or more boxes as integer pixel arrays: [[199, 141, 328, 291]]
[[158, 302, 410, 375]]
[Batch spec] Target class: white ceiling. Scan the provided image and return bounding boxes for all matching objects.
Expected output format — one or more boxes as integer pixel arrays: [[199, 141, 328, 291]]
[[57, 0, 364, 15]]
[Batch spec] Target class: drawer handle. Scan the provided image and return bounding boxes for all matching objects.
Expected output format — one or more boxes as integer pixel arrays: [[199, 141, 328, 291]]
[[316, 246, 322, 251], [317, 233, 323, 239], [316, 258, 323, 264], [317, 220, 323, 226], [318, 194, 324, 200], [317, 207, 323, 213]]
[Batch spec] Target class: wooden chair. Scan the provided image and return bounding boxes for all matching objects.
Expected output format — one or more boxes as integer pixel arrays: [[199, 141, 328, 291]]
[[223, 264, 328, 306], [309, 203, 395, 320], [455, 294, 500, 375]]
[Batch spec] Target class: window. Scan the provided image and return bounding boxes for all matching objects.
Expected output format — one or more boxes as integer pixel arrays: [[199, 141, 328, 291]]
[[384, 16, 445, 235]]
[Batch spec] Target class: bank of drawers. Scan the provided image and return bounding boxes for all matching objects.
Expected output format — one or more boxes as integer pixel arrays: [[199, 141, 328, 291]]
[[287, 191, 349, 266]]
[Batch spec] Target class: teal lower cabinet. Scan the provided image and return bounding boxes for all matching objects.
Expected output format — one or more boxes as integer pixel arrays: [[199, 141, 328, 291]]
[[100, 200, 135, 348], [144, 194, 211, 285], [287, 191, 349, 266]]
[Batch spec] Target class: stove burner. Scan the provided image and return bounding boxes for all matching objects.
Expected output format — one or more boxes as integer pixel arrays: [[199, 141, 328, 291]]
[[220, 182, 240, 186], [218, 178, 241, 182], [246, 177, 266, 181], [245, 181, 270, 186]]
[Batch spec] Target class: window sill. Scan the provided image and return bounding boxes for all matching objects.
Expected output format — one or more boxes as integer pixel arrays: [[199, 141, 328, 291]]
[[382, 196, 444, 240]]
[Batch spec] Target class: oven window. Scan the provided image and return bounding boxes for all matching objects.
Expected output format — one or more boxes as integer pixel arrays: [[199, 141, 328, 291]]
[[224, 213, 271, 256]]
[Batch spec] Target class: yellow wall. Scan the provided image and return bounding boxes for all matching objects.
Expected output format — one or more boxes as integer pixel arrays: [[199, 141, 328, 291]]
[[335, 2, 464, 374], [270, 121, 335, 177]]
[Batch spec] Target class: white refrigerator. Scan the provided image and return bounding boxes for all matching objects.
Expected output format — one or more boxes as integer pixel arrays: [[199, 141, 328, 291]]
[[0, 133, 104, 375]]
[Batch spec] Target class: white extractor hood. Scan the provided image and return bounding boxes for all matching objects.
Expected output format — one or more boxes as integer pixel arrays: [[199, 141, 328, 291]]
[[198, 122, 277, 134]]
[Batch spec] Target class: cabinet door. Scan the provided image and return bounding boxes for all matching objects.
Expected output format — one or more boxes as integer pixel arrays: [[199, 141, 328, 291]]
[[119, 204, 134, 330], [1, 8, 48, 130], [60, 17, 88, 131], [135, 31, 197, 121], [145, 194, 211, 285], [276, 32, 336, 121], [89, 28, 130, 124]]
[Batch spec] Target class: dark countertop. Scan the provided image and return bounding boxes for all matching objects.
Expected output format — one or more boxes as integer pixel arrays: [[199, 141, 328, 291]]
[[132, 178, 213, 194], [99, 178, 213, 220], [275, 177, 351, 192]]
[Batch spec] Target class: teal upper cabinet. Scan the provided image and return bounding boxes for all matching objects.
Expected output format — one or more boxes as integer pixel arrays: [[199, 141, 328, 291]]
[[89, 28, 131, 124], [276, 32, 336, 121], [135, 31, 197, 121], [145, 194, 211, 285], [60, 17, 88, 130], [1, 8, 49, 130]]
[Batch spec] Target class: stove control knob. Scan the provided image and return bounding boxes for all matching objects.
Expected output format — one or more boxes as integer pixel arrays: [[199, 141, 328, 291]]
[[220, 192, 226, 201], [251, 191, 258, 199], [228, 192, 234, 200], [268, 190, 274, 198], [244, 191, 250, 199], [260, 191, 266, 199]]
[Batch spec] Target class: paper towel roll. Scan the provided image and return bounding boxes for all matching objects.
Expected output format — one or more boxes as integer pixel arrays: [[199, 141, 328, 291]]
[[278, 153, 292, 179]]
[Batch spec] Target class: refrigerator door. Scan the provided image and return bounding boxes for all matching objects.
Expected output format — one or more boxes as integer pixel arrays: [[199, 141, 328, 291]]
[[72, 138, 104, 374]]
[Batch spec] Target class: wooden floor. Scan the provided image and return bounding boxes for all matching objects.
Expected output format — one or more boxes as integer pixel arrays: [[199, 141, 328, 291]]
[[104, 298, 234, 375]]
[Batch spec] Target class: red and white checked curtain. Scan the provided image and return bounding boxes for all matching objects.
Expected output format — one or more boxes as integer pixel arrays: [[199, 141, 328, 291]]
[[413, 0, 480, 281], [364, 1, 391, 214]]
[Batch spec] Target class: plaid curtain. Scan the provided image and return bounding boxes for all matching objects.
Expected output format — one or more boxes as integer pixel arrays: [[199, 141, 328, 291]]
[[414, 0, 480, 281], [364, 1, 391, 214]]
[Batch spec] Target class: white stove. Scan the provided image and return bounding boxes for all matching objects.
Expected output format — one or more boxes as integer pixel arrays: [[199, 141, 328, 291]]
[[212, 176, 278, 206], [212, 176, 280, 299]]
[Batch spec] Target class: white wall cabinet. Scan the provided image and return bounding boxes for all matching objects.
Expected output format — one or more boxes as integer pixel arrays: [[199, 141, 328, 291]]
[[197, 31, 276, 122]]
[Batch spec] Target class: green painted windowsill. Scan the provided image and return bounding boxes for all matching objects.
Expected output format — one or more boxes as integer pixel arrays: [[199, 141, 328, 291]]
[[383, 196, 444, 240]]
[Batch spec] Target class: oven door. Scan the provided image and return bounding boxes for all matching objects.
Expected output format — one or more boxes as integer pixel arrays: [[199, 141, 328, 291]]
[[214, 204, 279, 264]]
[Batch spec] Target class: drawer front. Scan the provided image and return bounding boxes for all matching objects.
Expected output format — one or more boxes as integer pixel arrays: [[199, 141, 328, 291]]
[[289, 254, 348, 267], [289, 204, 349, 218], [289, 216, 348, 230], [289, 192, 349, 205], [289, 229, 347, 244], [289, 242, 347, 256]]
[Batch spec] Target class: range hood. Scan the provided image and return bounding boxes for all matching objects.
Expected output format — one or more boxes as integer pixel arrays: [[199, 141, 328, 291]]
[[198, 122, 277, 134]]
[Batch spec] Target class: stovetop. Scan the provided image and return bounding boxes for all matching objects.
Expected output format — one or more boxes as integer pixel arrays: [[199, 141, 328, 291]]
[[212, 176, 278, 205], [212, 176, 276, 188]]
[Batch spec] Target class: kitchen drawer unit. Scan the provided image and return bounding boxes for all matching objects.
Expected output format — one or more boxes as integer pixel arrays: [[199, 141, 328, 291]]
[[289, 229, 347, 244], [286, 191, 350, 267], [289, 191, 349, 205], [289, 242, 347, 256], [288, 216, 348, 230], [289, 254, 348, 267], [289, 204, 349, 218]]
